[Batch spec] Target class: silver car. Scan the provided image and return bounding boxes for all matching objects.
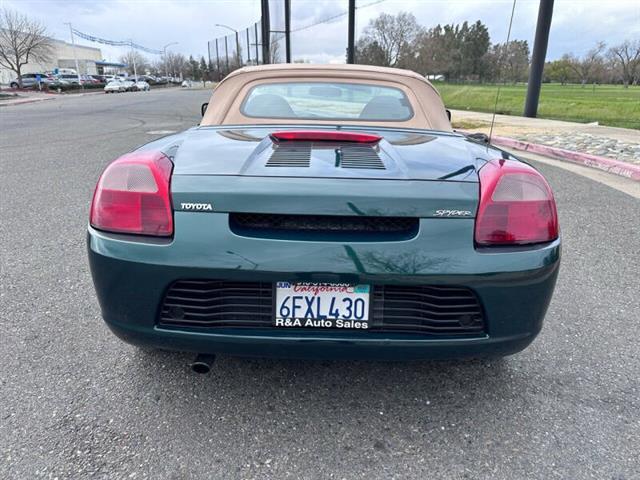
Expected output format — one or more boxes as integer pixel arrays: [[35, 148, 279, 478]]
[[9, 73, 55, 88], [104, 81, 127, 93]]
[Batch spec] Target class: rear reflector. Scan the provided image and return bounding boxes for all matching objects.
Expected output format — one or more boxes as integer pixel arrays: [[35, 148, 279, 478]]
[[475, 159, 558, 246], [270, 130, 381, 144], [90, 151, 173, 236]]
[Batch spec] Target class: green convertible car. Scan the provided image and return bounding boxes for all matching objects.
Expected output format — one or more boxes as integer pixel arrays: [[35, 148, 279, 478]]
[[88, 64, 560, 371]]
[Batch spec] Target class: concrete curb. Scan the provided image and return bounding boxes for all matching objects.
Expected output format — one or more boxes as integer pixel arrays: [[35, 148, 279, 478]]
[[0, 96, 56, 107], [490, 135, 640, 182]]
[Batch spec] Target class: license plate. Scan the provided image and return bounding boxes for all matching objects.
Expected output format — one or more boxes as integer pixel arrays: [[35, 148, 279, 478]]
[[275, 282, 370, 329]]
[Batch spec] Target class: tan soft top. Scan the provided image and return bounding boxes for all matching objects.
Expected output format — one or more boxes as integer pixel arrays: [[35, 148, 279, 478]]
[[201, 64, 452, 131]]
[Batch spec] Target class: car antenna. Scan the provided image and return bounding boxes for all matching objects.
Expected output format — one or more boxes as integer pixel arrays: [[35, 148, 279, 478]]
[[488, 0, 518, 147]]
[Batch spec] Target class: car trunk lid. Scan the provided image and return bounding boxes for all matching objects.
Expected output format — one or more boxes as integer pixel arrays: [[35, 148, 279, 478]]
[[170, 126, 482, 218]]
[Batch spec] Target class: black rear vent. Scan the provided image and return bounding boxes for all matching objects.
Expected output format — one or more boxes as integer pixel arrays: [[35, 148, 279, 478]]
[[159, 281, 485, 335], [266, 143, 311, 167], [230, 212, 418, 237], [159, 280, 272, 327], [372, 285, 485, 334], [339, 145, 385, 170]]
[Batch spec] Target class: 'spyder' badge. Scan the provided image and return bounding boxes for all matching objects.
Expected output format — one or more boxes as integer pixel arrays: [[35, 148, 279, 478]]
[[434, 209, 473, 217]]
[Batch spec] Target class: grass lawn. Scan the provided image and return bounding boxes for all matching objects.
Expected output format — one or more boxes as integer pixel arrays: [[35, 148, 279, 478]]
[[435, 82, 640, 130]]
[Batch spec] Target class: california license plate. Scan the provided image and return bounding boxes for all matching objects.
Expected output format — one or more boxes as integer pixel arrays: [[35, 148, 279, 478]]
[[275, 282, 370, 329]]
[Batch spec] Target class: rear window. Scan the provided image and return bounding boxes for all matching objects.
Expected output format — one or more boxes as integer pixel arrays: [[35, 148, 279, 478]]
[[240, 82, 413, 121]]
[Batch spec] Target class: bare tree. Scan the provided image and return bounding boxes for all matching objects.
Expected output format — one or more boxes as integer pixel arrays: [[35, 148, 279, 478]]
[[608, 39, 640, 87], [163, 51, 187, 80], [357, 12, 422, 67], [567, 42, 606, 86], [0, 8, 53, 87], [119, 50, 149, 78], [269, 36, 281, 64]]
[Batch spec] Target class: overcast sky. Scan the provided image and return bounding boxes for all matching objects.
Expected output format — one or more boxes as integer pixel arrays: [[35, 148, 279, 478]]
[[5, 0, 640, 64]]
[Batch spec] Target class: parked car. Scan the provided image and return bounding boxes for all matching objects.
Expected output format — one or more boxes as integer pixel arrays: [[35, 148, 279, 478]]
[[181, 79, 192, 88], [9, 73, 55, 88], [47, 79, 73, 91], [103, 81, 126, 93], [81, 74, 101, 85], [55, 74, 85, 85], [133, 80, 150, 91], [120, 80, 136, 91], [88, 64, 560, 371], [91, 75, 107, 84]]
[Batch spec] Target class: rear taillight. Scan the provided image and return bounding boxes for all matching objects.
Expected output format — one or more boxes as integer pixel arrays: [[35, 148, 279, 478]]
[[90, 151, 173, 236], [475, 159, 558, 246]]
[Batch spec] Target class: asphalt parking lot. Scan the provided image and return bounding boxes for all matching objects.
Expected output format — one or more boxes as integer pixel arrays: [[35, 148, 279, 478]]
[[1, 88, 638, 479]]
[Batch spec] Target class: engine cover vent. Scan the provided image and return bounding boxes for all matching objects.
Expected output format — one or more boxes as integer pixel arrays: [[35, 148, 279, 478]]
[[266, 143, 312, 167], [339, 145, 385, 170]]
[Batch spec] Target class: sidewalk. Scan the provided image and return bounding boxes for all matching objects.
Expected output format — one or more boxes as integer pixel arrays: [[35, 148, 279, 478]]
[[450, 109, 639, 165], [0, 90, 57, 107]]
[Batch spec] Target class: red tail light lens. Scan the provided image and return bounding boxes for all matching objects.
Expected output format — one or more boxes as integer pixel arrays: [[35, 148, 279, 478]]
[[90, 151, 173, 236], [475, 159, 558, 246], [271, 131, 381, 143]]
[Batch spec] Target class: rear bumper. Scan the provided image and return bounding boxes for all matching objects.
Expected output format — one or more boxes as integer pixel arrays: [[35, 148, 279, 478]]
[[105, 321, 538, 360], [88, 213, 560, 360]]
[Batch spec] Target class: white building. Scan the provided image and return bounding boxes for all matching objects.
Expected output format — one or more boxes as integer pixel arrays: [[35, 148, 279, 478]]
[[0, 37, 102, 84]]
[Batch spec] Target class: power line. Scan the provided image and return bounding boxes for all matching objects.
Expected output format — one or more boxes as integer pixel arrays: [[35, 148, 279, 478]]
[[291, 0, 386, 34], [71, 28, 163, 54], [489, 0, 518, 143]]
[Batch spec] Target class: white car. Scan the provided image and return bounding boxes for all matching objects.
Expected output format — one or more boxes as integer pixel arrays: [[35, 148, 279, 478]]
[[104, 81, 126, 93], [181, 80, 192, 88], [134, 81, 150, 92], [120, 80, 136, 91]]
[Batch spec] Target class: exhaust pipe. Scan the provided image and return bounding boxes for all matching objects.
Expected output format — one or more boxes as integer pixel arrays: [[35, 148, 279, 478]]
[[190, 353, 216, 374]]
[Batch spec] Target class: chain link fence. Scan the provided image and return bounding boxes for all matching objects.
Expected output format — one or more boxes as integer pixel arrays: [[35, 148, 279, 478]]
[[206, 1, 380, 79], [207, 21, 264, 80]]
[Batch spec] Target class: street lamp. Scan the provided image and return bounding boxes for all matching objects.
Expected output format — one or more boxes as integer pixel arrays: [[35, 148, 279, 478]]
[[163, 42, 178, 81], [63, 23, 83, 88], [215, 24, 241, 68]]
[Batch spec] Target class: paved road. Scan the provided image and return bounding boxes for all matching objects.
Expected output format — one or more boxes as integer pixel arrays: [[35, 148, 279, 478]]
[[1, 89, 638, 479]]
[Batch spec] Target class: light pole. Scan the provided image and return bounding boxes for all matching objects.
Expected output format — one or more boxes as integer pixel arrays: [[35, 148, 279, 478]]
[[163, 42, 178, 81], [128, 40, 137, 81], [63, 23, 83, 88], [347, 0, 356, 64], [215, 24, 241, 68]]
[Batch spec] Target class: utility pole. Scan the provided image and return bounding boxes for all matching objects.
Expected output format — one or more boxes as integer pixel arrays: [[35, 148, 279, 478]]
[[129, 41, 137, 81], [163, 42, 178, 81], [261, 0, 270, 64], [224, 36, 229, 73], [216, 24, 241, 68], [284, 0, 291, 63], [246, 29, 251, 64], [64, 23, 83, 88], [254, 23, 259, 64], [347, 0, 356, 64], [215, 39, 220, 80], [524, 0, 554, 117], [235, 30, 241, 66]]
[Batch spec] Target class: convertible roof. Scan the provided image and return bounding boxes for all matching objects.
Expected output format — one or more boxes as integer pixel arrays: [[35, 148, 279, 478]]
[[201, 64, 452, 131]]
